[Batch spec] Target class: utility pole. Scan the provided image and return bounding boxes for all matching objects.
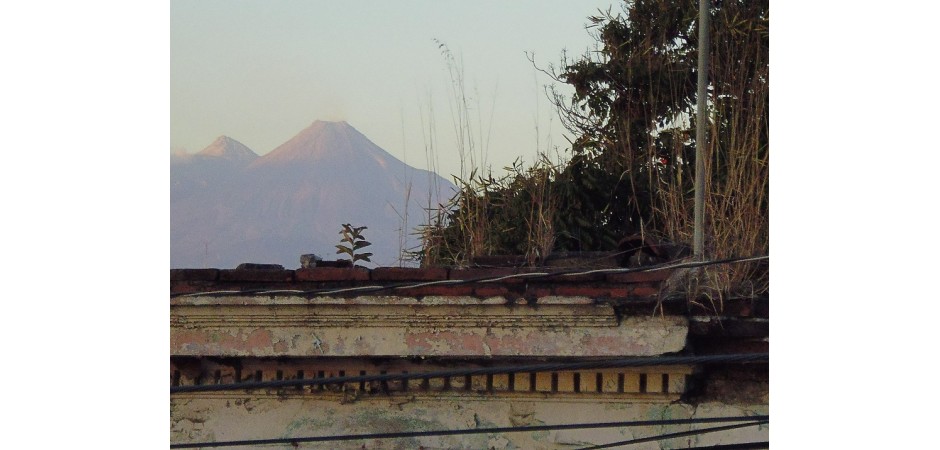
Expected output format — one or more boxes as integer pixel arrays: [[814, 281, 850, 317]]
[[693, 0, 710, 259]]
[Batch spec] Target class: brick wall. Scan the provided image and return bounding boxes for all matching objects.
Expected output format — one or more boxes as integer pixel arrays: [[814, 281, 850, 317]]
[[171, 266, 672, 300]]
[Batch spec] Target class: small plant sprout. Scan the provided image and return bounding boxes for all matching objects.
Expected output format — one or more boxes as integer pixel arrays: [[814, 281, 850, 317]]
[[335, 224, 373, 266]]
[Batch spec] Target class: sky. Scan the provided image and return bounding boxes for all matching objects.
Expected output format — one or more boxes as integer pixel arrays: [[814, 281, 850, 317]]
[[171, 0, 620, 179]]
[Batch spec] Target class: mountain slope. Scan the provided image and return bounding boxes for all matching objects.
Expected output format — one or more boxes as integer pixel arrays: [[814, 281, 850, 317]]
[[171, 121, 455, 268]]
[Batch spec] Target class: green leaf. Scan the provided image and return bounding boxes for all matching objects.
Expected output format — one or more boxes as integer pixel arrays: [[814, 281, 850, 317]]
[[353, 240, 372, 250]]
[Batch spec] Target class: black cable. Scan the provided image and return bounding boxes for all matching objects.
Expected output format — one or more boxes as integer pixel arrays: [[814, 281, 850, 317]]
[[171, 353, 768, 393], [171, 255, 768, 298], [578, 420, 768, 449], [170, 415, 768, 449], [686, 442, 770, 449]]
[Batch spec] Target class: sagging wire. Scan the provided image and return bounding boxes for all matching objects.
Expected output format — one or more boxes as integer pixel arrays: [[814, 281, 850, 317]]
[[171, 353, 767, 394], [172, 254, 768, 299], [170, 415, 768, 449], [685, 442, 769, 449], [579, 420, 769, 449]]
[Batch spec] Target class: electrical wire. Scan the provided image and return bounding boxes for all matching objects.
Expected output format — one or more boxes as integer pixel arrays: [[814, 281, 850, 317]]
[[685, 442, 769, 449], [171, 353, 767, 394], [169, 415, 768, 449], [172, 254, 768, 298], [578, 420, 768, 449]]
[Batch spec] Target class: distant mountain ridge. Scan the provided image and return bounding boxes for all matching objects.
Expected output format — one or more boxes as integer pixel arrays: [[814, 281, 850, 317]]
[[171, 120, 455, 269], [198, 135, 259, 161]]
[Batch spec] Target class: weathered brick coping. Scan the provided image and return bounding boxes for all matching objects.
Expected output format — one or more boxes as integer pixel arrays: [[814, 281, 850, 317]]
[[171, 294, 594, 306], [171, 266, 672, 299], [171, 267, 673, 283]]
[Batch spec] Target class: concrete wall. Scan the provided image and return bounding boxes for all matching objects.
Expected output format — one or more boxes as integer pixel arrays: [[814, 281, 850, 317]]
[[170, 266, 768, 448], [172, 395, 768, 449]]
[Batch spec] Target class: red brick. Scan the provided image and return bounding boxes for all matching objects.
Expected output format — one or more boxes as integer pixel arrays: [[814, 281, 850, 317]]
[[553, 286, 612, 297], [526, 287, 554, 298], [607, 287, 631, 298], [448, 268, 518, 281], [606, 269, 673, 284], [371, 267, 448, 281], [630, 285, 660, 297], [294, 267, 370, 282], [218, 269, 294, 282], [170, 269, 219, 281], [471, 255, 527, 266], [394, 285, 476, 297], [543, 270, 606, 282], [473, 285, 511, 297], [170, 283, 204, 295]]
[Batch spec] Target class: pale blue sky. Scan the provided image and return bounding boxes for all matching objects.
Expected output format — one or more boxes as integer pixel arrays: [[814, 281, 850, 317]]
[[171, 0, 619, 179]]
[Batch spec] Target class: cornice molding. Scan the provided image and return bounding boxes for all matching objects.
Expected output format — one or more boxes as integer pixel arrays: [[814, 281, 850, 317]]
[[170, 295, 688, 357]]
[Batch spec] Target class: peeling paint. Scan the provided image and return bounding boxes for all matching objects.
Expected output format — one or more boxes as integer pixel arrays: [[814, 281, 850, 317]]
[[172, 285, 763, 449], [311, 333, 323, 354], [169, 398, 769, 449]]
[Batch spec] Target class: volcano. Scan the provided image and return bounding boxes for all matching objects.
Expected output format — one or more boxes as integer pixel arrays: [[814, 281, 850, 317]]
[[171, 121, 455, 268]]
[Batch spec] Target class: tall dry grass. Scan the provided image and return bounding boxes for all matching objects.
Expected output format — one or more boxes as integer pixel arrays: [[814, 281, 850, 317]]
[[417, 42, 563, 268], [652, 2, 769, 304], [419, 1, 769, 297]]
